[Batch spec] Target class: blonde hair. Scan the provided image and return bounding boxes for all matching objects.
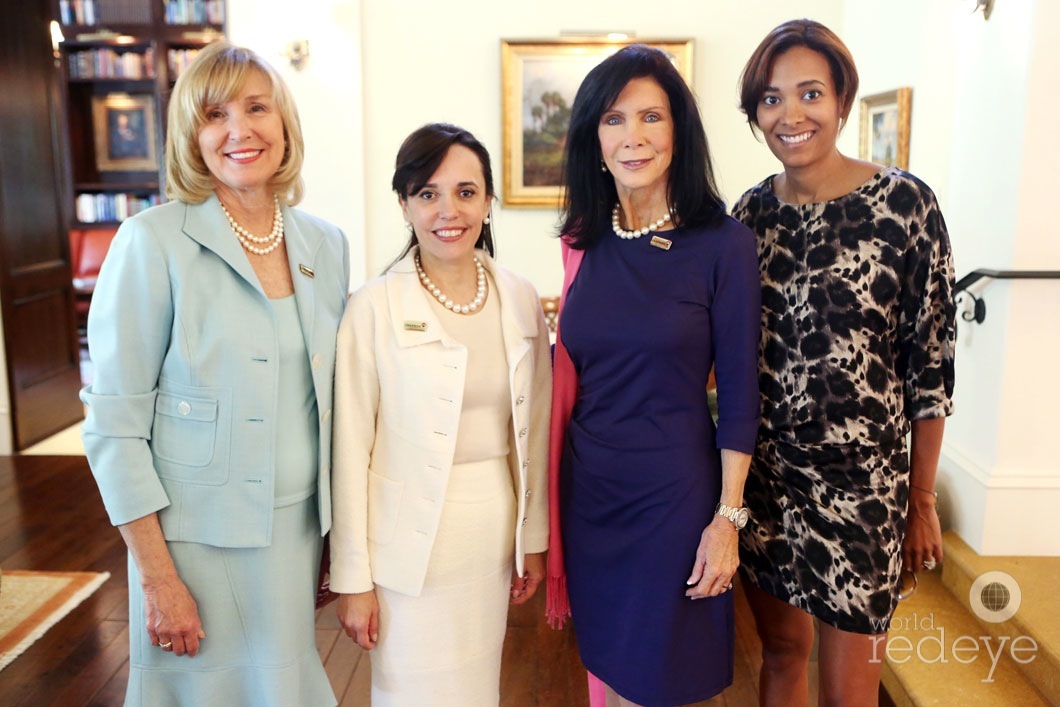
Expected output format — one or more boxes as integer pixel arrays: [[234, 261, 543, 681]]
[[165, 41, 305, 204]]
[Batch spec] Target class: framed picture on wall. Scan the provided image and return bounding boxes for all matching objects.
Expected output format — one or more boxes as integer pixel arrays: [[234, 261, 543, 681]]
[[500, 37, 693, 207], [91, 94, 159, 172], [858, 87, 911, 170]]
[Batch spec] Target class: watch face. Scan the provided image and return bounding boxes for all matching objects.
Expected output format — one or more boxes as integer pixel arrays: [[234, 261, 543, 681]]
[[735, 509, 749, 529]]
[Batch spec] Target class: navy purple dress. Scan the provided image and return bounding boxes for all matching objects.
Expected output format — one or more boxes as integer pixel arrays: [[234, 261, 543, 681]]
[[559, 217, 761, 706]]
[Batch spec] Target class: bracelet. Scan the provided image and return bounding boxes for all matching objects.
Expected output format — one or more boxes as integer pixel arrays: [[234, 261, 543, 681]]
[[911, 483, 937, 497]]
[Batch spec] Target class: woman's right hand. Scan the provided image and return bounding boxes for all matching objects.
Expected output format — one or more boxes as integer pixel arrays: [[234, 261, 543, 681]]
[[337, 590, 380, 650], [117, 514, 205, 657], [142, 575, 206, 657]]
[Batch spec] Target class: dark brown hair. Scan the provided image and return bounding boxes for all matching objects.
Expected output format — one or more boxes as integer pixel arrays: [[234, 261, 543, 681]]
[[738, 19, 858, 132], [559, 44, 724, 248], [390, 123, 495, 263]]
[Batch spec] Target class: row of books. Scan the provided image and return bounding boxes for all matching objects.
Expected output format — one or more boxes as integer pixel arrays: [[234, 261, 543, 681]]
[[164, 0, 226, 25], [76, 192, 161, 224], [168, 48, 203, 80], [59, 0, 100, 26], [60, 0, 223, 26], [68, 47, 156, 80]]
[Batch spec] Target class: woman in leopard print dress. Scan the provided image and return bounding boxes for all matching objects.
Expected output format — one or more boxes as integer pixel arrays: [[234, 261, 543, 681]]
[[731, 20, 956, 706]]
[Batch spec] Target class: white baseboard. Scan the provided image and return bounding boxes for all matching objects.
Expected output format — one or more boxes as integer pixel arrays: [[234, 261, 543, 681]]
[[939, 445, 1060, 556]]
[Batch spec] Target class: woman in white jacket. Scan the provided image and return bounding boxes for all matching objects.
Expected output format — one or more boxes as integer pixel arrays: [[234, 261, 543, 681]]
[[330, 123, 551, 706]]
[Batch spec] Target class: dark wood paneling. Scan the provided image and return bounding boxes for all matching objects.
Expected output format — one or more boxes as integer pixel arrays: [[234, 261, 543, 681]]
[[0, 0, 84, 449]]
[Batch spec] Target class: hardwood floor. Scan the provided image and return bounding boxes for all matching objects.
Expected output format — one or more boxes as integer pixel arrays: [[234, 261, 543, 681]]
[[0, 455, 780, 706]]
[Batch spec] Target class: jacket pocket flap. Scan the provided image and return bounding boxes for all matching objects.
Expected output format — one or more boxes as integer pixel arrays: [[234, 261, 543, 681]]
[[155, 392, 218, 423]]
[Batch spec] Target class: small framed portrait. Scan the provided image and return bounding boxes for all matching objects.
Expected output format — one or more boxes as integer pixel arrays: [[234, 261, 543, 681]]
[[501, 37, 693, 207], [858, 87, 912, 170], [91, 94, 159, 172]]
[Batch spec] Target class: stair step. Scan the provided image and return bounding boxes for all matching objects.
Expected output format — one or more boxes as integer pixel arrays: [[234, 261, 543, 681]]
[[881, 568, 1049, 705], [939, 531, 1060, 704]]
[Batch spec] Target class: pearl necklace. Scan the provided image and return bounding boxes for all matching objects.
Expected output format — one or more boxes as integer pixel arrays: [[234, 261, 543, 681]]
[[414, 253, 487, 315], [220, 196, 285, 256], [611, 202, 671, 239]]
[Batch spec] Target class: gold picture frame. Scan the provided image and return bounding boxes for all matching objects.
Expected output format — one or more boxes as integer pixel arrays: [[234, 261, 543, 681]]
[[91, 94, 158, 172], [858, 87, 912, 170], [501, 38, 693, 207]]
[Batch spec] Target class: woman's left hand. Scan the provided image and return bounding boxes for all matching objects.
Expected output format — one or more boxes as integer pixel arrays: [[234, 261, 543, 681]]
[[510, 552, 545, 605], [902, 491, 943, 572], [685, 519, 739, 599]]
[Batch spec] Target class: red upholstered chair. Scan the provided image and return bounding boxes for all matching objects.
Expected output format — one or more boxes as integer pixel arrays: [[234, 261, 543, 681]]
[[70, 227, 117, 340]]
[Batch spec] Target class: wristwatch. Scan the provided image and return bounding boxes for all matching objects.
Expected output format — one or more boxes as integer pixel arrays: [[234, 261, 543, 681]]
[[715, 502, 750, 529]]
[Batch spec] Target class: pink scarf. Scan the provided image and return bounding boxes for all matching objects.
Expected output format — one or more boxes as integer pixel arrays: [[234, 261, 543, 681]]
[[546, 239, 584, 629]]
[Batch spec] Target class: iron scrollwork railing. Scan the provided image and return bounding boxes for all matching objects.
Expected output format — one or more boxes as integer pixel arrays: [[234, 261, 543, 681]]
[[954, 269, 1060, 324]]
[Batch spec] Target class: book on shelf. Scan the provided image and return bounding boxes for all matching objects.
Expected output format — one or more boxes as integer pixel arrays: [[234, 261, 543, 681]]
[[167, 47, 203, 79], [76, 192, 162, 223], [61, 0, 153, 25], [68, 47, 156, 80], [164, 0, 225, 25], [59, 0, 98, 26]]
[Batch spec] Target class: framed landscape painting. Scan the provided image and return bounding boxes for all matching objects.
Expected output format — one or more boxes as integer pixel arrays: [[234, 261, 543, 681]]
[[858, 87, 911, 170], [501, 38, 693, 207]]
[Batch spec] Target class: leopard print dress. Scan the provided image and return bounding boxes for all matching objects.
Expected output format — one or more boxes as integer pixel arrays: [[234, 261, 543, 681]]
[[732, 167, 956, 634]]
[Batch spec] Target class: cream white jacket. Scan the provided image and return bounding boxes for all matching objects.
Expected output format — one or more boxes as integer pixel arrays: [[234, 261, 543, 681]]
[[330, 248, 551, 596]]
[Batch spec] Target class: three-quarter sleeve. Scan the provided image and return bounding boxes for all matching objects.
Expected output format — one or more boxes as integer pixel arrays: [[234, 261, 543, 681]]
[[711, 222, 762, 453], [898, 185, 956, 421], [81, 217, 174, 525]]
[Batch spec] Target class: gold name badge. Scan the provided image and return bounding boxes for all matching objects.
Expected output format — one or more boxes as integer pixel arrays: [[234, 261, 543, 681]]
[[404, 320, 428, 332], [298, 264, 315, 278], [650, 235, 672, 251]]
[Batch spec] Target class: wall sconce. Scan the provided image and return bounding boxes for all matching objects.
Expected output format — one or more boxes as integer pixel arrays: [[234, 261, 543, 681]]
[[971, 0, 994, 20], [282, 40, 310, 70], [50, 20, 65, 63]]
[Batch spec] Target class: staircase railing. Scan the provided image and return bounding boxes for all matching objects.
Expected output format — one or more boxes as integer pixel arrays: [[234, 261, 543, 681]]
[[954, 269, 1060, 324]]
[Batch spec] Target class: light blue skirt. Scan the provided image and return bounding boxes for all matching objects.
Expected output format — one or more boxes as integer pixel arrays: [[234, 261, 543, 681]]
[[125, 497, 335, 707]]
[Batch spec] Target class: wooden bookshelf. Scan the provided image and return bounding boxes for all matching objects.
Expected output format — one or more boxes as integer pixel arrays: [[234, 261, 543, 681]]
[[56, 0, 226, 226]]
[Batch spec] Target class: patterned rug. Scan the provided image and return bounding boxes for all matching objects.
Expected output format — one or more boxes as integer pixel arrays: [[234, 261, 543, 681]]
[[0, 570, 110, 670]]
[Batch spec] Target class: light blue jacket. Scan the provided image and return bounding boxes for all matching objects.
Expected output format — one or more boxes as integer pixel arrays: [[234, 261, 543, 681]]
[[81, 195, 349, 548]]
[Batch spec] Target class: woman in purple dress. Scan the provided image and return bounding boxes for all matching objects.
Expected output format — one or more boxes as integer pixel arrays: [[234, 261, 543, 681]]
[[545, 45, 761, 706]]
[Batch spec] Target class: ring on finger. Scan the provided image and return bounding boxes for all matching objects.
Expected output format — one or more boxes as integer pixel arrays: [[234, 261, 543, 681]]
[[159, 641, 173, 650], [922, 558, 937, 571]]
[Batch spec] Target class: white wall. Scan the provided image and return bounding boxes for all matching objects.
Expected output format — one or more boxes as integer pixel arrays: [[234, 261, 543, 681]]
[[357, 0, 846, 292]]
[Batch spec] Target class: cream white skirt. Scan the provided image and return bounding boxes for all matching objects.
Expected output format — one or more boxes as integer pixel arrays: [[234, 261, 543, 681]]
[[372, 456, 516, 707]]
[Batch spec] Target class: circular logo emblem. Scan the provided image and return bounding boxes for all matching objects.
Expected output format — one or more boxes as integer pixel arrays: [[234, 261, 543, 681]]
[[968, 570, 1021, 623]]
